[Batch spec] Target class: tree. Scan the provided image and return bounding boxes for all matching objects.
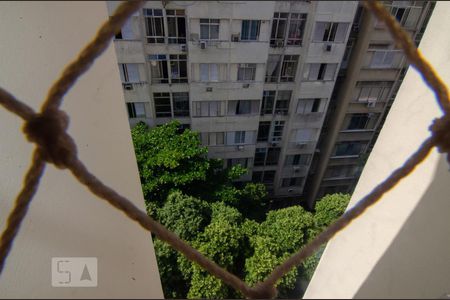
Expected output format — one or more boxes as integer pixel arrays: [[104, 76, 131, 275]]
[[244, 206, 316, 297], [131, 121, 209, 204], [314, 193, 351, 230]]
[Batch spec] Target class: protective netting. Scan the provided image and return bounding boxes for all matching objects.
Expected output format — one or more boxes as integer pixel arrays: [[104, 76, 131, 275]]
[[0, 1, 448, 298]]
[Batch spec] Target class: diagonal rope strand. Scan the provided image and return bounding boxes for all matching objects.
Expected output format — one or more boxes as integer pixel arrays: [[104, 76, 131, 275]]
[[41, 0, 144, 112], [260, 137, 435, 288], [364, 1, 450, 114], [0, 87, 36, 121], [0, 150, 46, 274]]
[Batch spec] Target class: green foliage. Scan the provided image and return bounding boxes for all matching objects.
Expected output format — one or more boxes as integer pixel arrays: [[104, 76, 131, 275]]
[[157, 191, 211, 241], [314, 193, 351, 229], [131, 121, 209, 204]]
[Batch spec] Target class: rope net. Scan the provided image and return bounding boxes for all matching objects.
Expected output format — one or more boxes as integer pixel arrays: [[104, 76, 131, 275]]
[[0, 1, 448, 298]]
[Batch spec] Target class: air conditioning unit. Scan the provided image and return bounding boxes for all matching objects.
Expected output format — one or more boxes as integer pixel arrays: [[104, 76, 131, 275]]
[[288, 189, 294, 193], [367, 100, 376, 108], [324, 43, 332, 52], [206, 87, 213, 92], [242, 83, 250, 88], [180, 44, 187, 52], [200, 41, 207, 49], [271, 141, 279, 147], [293, 166, 301, 173], [237, 145, 244, 151], [123, 83, 133, 90], [231, 34, 240, 42], [276, 40, 284, 48]]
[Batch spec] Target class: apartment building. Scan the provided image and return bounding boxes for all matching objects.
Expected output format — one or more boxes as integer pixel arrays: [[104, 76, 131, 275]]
[[107, 0, 357, 201], [304, 1, 435, 207]]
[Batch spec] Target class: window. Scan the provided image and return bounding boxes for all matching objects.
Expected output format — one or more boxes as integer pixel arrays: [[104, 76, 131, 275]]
[[241, 20, 261, 41], [266, 55, 281, 82], [333, 141, 367, 157], [177, 123, 190, 133], [274, 91, 291, 115], [369, 50, 398, 68], [324, 165, 361, 179], [126, 102, 146, 118], [193, 101, 224, 117], [234, 131, 246, 144], [354, 81, 393, 103], [390, 5, 421, 28], [281, 177, 304, 187], [227, 100, 259, 116], [166, 9, 186, 44], [265, 147, 280, 165], [119, 64, 140, 83], [115, 19, 135, 40], [266, 55, 298, 82], [287, 13, 307, 46], [271, 121, 285, 142], [173, 92, 190, 117], [252, 170, 276, 184], [270, 12, 288, 46], [297, 98, 324, 114], [169, 54, 187, 83], [200, 64, 219, 82], [294, 128, 316, 143], [284, 154, 311, 166], [313, 22, 349, 43], [261, 91, 275, 115], [144, 9, 165, 43], [227, 158, 250, 168], [237, 64, 256, 81], [148, 55, 168, 84], [304, 63, 337, 81], [200, 132, 225, 146], [254, 147, 281, 166], [153, 93, 171, 117], [257, 122, 271, 142], [280, 55, 299, 82], [343, 113, 379, 130], [200, 19, 220, 40]]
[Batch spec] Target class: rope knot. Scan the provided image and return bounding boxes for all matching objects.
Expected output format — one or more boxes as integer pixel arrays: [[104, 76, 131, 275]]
[[430, 116, 450, 160], [23, 109, 77, 169], [246, 283, 278, 299]]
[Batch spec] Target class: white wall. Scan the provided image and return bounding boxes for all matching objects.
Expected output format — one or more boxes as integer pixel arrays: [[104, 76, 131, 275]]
[[304, 2, 450, 298], [0, 2, 163, 298]]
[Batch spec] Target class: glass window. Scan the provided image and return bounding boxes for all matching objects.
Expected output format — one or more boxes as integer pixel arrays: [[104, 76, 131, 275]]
[[153, 93, 172, 117], [193, 101, 224, 117], [167, 10, 186, 44], [287, 13, 307, 46], [169, 54, 187, 83], [271, 121, 285, 142], [227, 158, 250, 168], [333, 141, 367, 157], [237, 64, 256, 81], [173, 92, 190, 117], [313, 22, 349, 43], [270, 12, 288, 47], [144, 9, 165, 43], [234, 131, 246, 144], [241, 20, 261, 41], [281, 177, 304, 187], [265, 55, 281, 82], [127, 102, 146, 118], [257, 121, 271, 142], [119, 63, 140, 83], [275, 91, 291, 115], [254, 148, 267, 166], [284, 154, 311, 166], [266, 147, 281, 165], [304, 63, 337, 81], [280, 55, 299, 82], [200, 19, 220, 40], [261, 91, 275, 115], [199, 64, 219, 82], [148, 55, 168, 84]]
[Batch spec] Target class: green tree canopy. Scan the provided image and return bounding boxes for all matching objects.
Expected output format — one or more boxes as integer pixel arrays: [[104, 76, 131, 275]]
[[314, 193, 351, 229]]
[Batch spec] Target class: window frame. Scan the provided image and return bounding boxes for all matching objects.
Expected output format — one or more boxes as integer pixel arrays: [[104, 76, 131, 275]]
[[153, 92, 172, 118], [126, 102, 146, 118], [144, 8, 165, 43], [200, 18, 220, 40], [237, 63, 257, 81], [166, 9, 187, 44], [241, 20, 261, 41]]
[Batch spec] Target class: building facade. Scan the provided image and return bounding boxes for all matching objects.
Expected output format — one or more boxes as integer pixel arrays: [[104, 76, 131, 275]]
[[107, 0, 357, 202], [106, 0, 433, 207], [305, 0, 435, 207]]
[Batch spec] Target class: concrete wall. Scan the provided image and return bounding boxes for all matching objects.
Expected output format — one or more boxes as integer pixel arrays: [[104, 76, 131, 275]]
[[304, 2, 450, 297], [0, 2, 163, 298]]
